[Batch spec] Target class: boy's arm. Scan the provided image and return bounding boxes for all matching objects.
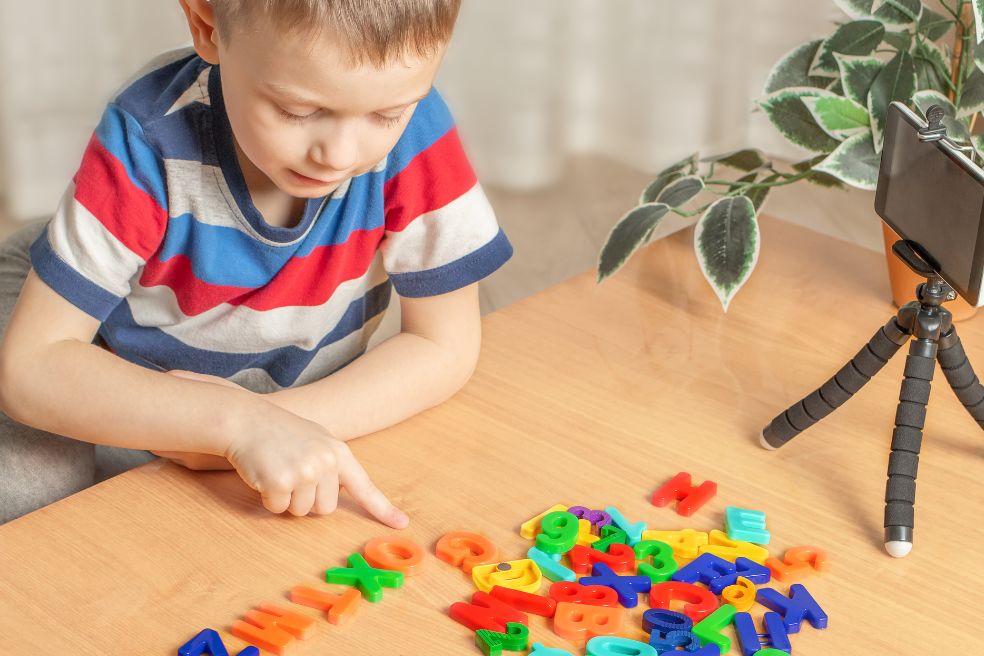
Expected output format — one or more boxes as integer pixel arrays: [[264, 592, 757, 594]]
[[0, 269, 264, 456], [264, 282, 482, 441]]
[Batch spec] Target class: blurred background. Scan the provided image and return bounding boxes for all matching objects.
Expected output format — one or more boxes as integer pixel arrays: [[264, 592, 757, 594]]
[[0, 0, 881, 322]]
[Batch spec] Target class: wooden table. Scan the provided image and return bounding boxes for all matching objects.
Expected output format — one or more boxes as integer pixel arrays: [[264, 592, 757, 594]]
[[1, 217, 980, 655]]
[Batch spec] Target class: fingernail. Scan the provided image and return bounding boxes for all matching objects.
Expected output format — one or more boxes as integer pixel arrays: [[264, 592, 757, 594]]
[[393, 510, 410, 528]]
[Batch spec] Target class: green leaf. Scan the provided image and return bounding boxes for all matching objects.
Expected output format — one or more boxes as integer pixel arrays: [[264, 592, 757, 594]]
[[912, 90, 971, 141], [745, 175, 779, 213], [914, 39, 951, 95], [974, 133, 984, 158], [882, 30, 912, 51], [704, 148, 771, 171], [958, 67, 984, 117], [868, 50, 917, 152], [656, 175, 704, 207], [802, 95, 871, 139], [833, 0, 875, 19], [975, 0, 984, 45], [811, 20, 887, 75], [828, 78, 846, 96], [694, 196, 760, 312], [976, 34, 984, 73], [765, 40, 837, 93], [793, 156, 848, 189], [598, 203, 671, 282], [813, 131, 881, 189], [835, 53, 885, 105], [917, 8, 953, 41], [759, 88, 843, 152], [639, 171, 682, 205], [872, 0, 921, 28], [658, 152, 699, 178]]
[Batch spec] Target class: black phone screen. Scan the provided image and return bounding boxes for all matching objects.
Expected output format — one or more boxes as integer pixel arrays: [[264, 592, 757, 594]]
[[874, 103, 984, 306]]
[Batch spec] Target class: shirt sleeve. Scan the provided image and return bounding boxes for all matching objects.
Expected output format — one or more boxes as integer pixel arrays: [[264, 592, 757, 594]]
[[380, 88, 512, 298], [29, 103, 168, 321]]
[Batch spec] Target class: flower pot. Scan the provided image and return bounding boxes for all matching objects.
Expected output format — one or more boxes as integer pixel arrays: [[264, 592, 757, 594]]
[[881, 222, 978, 322]]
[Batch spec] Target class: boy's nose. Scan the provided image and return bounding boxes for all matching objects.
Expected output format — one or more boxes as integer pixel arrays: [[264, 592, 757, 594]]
[[310, 128, 358, 173]]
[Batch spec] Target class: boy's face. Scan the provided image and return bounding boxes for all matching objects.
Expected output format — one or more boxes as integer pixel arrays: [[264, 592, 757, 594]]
[[214, 20, 445, 198]]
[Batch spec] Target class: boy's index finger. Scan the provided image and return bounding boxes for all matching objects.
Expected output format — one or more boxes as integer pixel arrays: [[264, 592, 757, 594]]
[[335, 446, 410, 529]]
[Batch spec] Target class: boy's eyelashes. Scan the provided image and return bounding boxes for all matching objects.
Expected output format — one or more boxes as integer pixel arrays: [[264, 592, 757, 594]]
[[276, 106, 408, 128]]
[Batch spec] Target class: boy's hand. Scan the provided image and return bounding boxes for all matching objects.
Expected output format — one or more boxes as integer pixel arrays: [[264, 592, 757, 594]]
[[223, 402, 410, 528], [164, 369, 408, 528]]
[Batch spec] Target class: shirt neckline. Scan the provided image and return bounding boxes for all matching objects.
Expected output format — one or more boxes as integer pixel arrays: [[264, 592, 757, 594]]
[[207, 64, 329, 244]]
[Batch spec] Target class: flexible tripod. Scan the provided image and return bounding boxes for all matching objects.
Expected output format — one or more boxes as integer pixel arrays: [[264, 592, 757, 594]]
[[760, 240, 984, 557]]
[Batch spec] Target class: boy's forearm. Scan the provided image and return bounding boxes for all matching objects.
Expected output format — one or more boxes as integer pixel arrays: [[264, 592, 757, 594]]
[[267, 331, 477, 441], [0, 339, 258, 456]]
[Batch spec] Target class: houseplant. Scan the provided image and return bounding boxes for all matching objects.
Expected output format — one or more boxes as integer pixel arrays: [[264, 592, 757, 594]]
[[598, 0, 984, 313]]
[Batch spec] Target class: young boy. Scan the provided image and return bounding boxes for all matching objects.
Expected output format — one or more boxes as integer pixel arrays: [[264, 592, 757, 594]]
[[0, 0, 511, 526]]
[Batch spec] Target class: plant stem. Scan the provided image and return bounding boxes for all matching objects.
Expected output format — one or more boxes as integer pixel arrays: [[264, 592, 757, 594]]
[[704, 168, 815, 193]]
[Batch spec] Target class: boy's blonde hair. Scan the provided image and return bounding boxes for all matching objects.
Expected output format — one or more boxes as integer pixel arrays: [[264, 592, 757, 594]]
[[210, 0, 461, 66]]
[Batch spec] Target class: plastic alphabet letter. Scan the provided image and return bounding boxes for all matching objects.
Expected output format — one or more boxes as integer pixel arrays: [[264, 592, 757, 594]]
[[289, 585, 361, 624], [436, 531, 500, 574], [553, 602, 625, 646], [230, 603, 315, 656], [449, 591, 529, 632], [325, 553, 404, 603], [733, 612, 791, 656], [580, 562, 651, 608], [178, 628, 259, 656], [724, 507, 770, 545], [362, 536, 425, 576], [756, 584, 828, 633], [651, 472, 717, 516], [649, 581, 720, 622]]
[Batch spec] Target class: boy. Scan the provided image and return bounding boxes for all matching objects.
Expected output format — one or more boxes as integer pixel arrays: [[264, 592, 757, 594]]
[[0, 0, 511, 525]]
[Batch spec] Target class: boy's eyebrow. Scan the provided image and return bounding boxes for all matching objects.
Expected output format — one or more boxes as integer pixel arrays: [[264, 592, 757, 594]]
[[265, 84, 431, 112]]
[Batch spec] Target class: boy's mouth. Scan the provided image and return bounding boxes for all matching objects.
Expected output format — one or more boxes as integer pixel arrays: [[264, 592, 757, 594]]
[[289, 169, 344, 187]]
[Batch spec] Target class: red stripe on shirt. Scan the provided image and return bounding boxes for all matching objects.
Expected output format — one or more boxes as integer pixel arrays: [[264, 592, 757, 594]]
[[383, 127, 477, 233], [138, 226, 385, 315], [73, 133, 167, 261]]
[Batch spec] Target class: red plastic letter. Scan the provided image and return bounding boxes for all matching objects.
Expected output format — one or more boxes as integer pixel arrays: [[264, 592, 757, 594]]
[[449, 591, 529, 632], [649, 582, 720, 622], [651, 472, 717, 517]]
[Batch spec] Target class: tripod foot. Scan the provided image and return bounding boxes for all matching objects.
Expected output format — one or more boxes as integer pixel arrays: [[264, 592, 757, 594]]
[[884, 540, 912, 558], [758, 430, 778, 451]]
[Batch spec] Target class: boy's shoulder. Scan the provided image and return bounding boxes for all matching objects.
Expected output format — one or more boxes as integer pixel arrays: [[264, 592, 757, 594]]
[[385, 87, 464, 180], [110, 47, 210, 125]]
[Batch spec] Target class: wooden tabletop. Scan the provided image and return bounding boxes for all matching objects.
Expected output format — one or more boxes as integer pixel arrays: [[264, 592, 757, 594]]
[[1, 216, 980, 655]]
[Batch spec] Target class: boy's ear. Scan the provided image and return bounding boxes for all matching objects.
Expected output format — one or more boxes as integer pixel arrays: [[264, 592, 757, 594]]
[[178, 0, 220, 65]]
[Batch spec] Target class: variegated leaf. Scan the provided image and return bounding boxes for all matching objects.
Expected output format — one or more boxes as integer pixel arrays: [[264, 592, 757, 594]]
[[958, 67, 984, 118], [813, 131, 881, 189], [834, 53, 885, 105], [810, 20, 886, 75], [759, 88, 843, 153], [765, 40, 837, 93], [917, 7, 953, 41], [833, 0, 875, 19], [802, 95, 871, 139], [657, 176, 704, 207], [694, 196, 760, 312], [598, 203, 671, 282], [867, 50, 916, 152]]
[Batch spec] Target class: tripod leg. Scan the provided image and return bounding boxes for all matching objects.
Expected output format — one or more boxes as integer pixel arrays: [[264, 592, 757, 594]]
[[884, 337, 937, 557], [760, 319, 909, 450], [936, 326, 984, 428]]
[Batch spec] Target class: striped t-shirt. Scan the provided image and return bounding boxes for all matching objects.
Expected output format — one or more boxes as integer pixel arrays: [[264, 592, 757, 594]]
[[29, 48, 512, 393]]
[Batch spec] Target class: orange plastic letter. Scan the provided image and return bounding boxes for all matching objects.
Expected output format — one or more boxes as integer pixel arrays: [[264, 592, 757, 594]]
[[230, 603, 315, 655], [289, 585, 361, 624], [363, 536, 426, 576], [765, 545, 828, 581], [553, 601, 625, 646], [721, 576, 756, 612], [436, 531, 499, 574]]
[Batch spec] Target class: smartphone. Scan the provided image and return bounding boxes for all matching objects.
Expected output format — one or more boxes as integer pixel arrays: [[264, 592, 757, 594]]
[[874, 101, 984, 306]]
